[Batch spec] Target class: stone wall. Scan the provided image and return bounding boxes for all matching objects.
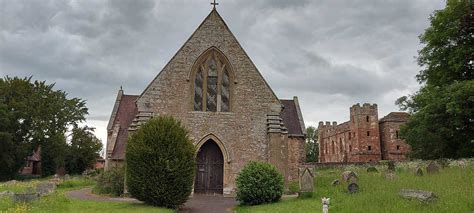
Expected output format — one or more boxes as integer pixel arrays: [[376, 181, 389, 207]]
[[379, 114, 411, 161], [287, 136, 305, 181]]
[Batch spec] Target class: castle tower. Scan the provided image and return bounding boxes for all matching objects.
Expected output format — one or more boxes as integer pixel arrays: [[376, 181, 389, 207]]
[[348, 103, 381, 162]]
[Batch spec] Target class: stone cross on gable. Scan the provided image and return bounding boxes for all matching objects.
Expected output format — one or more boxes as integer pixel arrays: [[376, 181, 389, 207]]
[[211, 0, 219, 9]]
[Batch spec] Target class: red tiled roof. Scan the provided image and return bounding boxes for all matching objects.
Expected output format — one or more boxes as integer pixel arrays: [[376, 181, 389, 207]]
[[379, 112, 410, 123], [110, 95, 139, 160], [281, 100, 304, 135]]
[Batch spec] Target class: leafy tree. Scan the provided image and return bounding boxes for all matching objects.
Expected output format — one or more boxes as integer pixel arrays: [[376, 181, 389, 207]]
[[0, 103, 16, 181], [65, 126, 102, 175], [126, 116, 195, 208], [396, 0, 473, 159], [305, 126, 319, 162], [0, 76, 88, 177]]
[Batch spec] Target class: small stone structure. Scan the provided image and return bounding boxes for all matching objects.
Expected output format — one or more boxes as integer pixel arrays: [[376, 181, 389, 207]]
[[341, 171, 358, 183], [415, 167, 423, 176], [0, 191, 14, 198], [426, 161, 441, 174], [384, 171, 396, 180], [322, 197, 330, 213], [298, 168, 314, 198], [13, 190, 39, 203], [399, 189, 437, 202], [36, 182, 56, 195], [348, 183, 359, 194]]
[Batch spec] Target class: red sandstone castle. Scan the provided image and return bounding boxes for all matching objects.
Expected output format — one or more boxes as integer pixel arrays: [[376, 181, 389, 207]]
[[318, 103, 410, 163]]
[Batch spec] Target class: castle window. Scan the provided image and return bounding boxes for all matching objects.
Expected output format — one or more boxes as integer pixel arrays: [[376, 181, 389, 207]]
[[349, 145, 352, 152], [396, 145, 400, 150], [366, 116, 370, 122], [332, 141, 335, 154], [349, 132, 351, 140], [396, 130, 399, 139], [339, 139, 343, 153], [192, 48, 232, 112], [367, 131, 370, 136], [368, 145, 372, 151]]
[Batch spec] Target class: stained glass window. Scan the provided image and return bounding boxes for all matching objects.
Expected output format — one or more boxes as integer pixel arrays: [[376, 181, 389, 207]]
[[206, 57, 218, 112], [221, 68, 230, 112], [194, 68, 203, 111]]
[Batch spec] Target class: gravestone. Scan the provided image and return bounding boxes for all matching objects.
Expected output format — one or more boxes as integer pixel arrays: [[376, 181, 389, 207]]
[[36, 182, 56, 195], [385, 171, 396, 180], [348, 182, 359, 194], [415, 167, 424, 176], [64, 174, 71, 181], [299, 168, 314, 198], [367, 166, 378, 173], [0, 191, 14, 198], [458, 160, 466, 169], [331, 179, 340, 186], [49, 174, 61, 186], [426, 161, 440, 174], [13, 191, 39, 203], [399, 189, 437, 202], [341, 171, 358, 183]]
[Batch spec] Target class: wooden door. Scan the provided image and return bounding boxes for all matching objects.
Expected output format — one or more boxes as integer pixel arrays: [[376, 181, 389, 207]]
[[195, 140, 223, 194]]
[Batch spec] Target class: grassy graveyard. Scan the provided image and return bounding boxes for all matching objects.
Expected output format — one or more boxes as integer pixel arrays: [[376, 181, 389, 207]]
[[235, 161, 474, 213]]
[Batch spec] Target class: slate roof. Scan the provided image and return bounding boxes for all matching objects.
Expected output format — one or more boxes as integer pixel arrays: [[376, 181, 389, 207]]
[[110, 94, 139, 160], [281, 99, 305, 136], [379, 112, 410, 123]]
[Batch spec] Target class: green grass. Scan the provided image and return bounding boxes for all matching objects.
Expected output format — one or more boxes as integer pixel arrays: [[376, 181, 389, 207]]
[[0, 178, 174, 213], [236, 164, 474, 213]]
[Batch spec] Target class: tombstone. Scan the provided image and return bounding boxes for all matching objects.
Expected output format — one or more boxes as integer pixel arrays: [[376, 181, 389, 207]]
[[348, 182, 359, 194], [341, 171, 358, 183], [13, 191, 39, 203], [64, 174, 71, 181], [415, 167, 424, 176], [367, 166, 378, 173], [399, 189, 437, 202], [331, 179, 340, 186], [459, 160, 466, 169], [387, 161, 396, 172], [299, 168, 314, 198], [49, 174, 61, 186], [36, 182, 56, 195], [426, 161, 440, 174], [0, 191, 14, 198], [385, 171, 396, 180]]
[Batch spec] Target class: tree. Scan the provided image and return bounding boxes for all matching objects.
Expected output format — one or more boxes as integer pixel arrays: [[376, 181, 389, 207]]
[[396, 0, 474, 159], [0, 103, 16, 181], [65, 126, 102, 175], [126, 116, 195, 208], [0, 76, 88, 177], [305, 126, 319, 162]]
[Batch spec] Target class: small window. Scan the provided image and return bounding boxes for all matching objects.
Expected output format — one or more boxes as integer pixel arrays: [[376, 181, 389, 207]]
[[368, 145, 372, 151], [332, 141, 335, 154], [349, 132, 351, 140], [396, 145, 400, 150], [396, 130, 399, 139], [366, 116, 370, 122], [349, 145, 352, 152], [367, 131, 370, 136]]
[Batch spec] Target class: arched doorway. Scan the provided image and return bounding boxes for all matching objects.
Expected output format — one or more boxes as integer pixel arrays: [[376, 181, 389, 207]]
[[195, 139, 224, 194]]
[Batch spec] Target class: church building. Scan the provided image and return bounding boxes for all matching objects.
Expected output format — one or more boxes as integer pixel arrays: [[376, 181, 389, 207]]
[[105, 8, 306, 196]]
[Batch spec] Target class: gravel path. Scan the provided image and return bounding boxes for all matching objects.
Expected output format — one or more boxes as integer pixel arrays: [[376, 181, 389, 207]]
[[66, 188, 237, 213]]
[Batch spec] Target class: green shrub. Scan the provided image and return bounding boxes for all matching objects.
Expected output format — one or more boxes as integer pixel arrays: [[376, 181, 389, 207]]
[[387, 161, 396, 171], [126, 116, 195, 209], [236, 161, 284, 205], [287, 180, 299, 195], [93, 166, 124, 196]]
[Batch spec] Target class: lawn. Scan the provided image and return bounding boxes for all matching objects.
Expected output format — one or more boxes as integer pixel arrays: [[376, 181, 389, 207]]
[[236, 162, 474, 213], [0, 178, 173, 213]]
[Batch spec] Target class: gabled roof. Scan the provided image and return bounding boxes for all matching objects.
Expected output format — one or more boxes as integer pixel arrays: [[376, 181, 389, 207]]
[[110, 94, 139, 160], [281, 97, 306, 136], [379, 112, 410, 123]]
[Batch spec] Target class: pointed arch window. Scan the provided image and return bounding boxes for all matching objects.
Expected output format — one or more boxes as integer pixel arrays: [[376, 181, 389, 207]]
[[192, 49, 232, 112]]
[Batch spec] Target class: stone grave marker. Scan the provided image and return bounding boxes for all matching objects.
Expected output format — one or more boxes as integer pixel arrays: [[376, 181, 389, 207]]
[[385, 171, 396, 180], [426, 161, 440, 174], [0, 191, 14, 198], [399, 189, 437, 202], [415, 167, 424, 176], [64, 174, 71, 181], [331, 179, 340, 186], [348, 182, 359, 194], [13, 188, 39, 203], [341, 171, 358, 183], [49, 174, 61, 186], [299, 168, 314, 198], [367, 166, 378, 173], [36, 182, 56, 195]]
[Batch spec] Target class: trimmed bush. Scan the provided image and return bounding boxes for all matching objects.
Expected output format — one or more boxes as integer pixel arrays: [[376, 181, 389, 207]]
[[93, 166, 124, 196], [236, 161, 284, 205], [126, 116, 195, 209]]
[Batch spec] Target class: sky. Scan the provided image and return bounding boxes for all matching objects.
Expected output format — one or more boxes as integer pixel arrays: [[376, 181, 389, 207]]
[[0, 0, 446, 146]]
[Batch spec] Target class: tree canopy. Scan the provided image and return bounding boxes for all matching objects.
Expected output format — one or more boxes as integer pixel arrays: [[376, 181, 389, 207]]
[[396, 0, 473, 159], [0, 76, 97, 179], [305, 126, 319, 162]]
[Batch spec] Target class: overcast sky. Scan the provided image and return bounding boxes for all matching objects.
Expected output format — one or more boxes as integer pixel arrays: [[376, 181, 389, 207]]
[[0, 0, 445, 145]]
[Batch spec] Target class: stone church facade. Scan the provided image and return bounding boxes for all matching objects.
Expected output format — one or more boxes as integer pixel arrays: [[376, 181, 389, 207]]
[[105, 9, 306, 196], [318, 103, 410, 163]]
